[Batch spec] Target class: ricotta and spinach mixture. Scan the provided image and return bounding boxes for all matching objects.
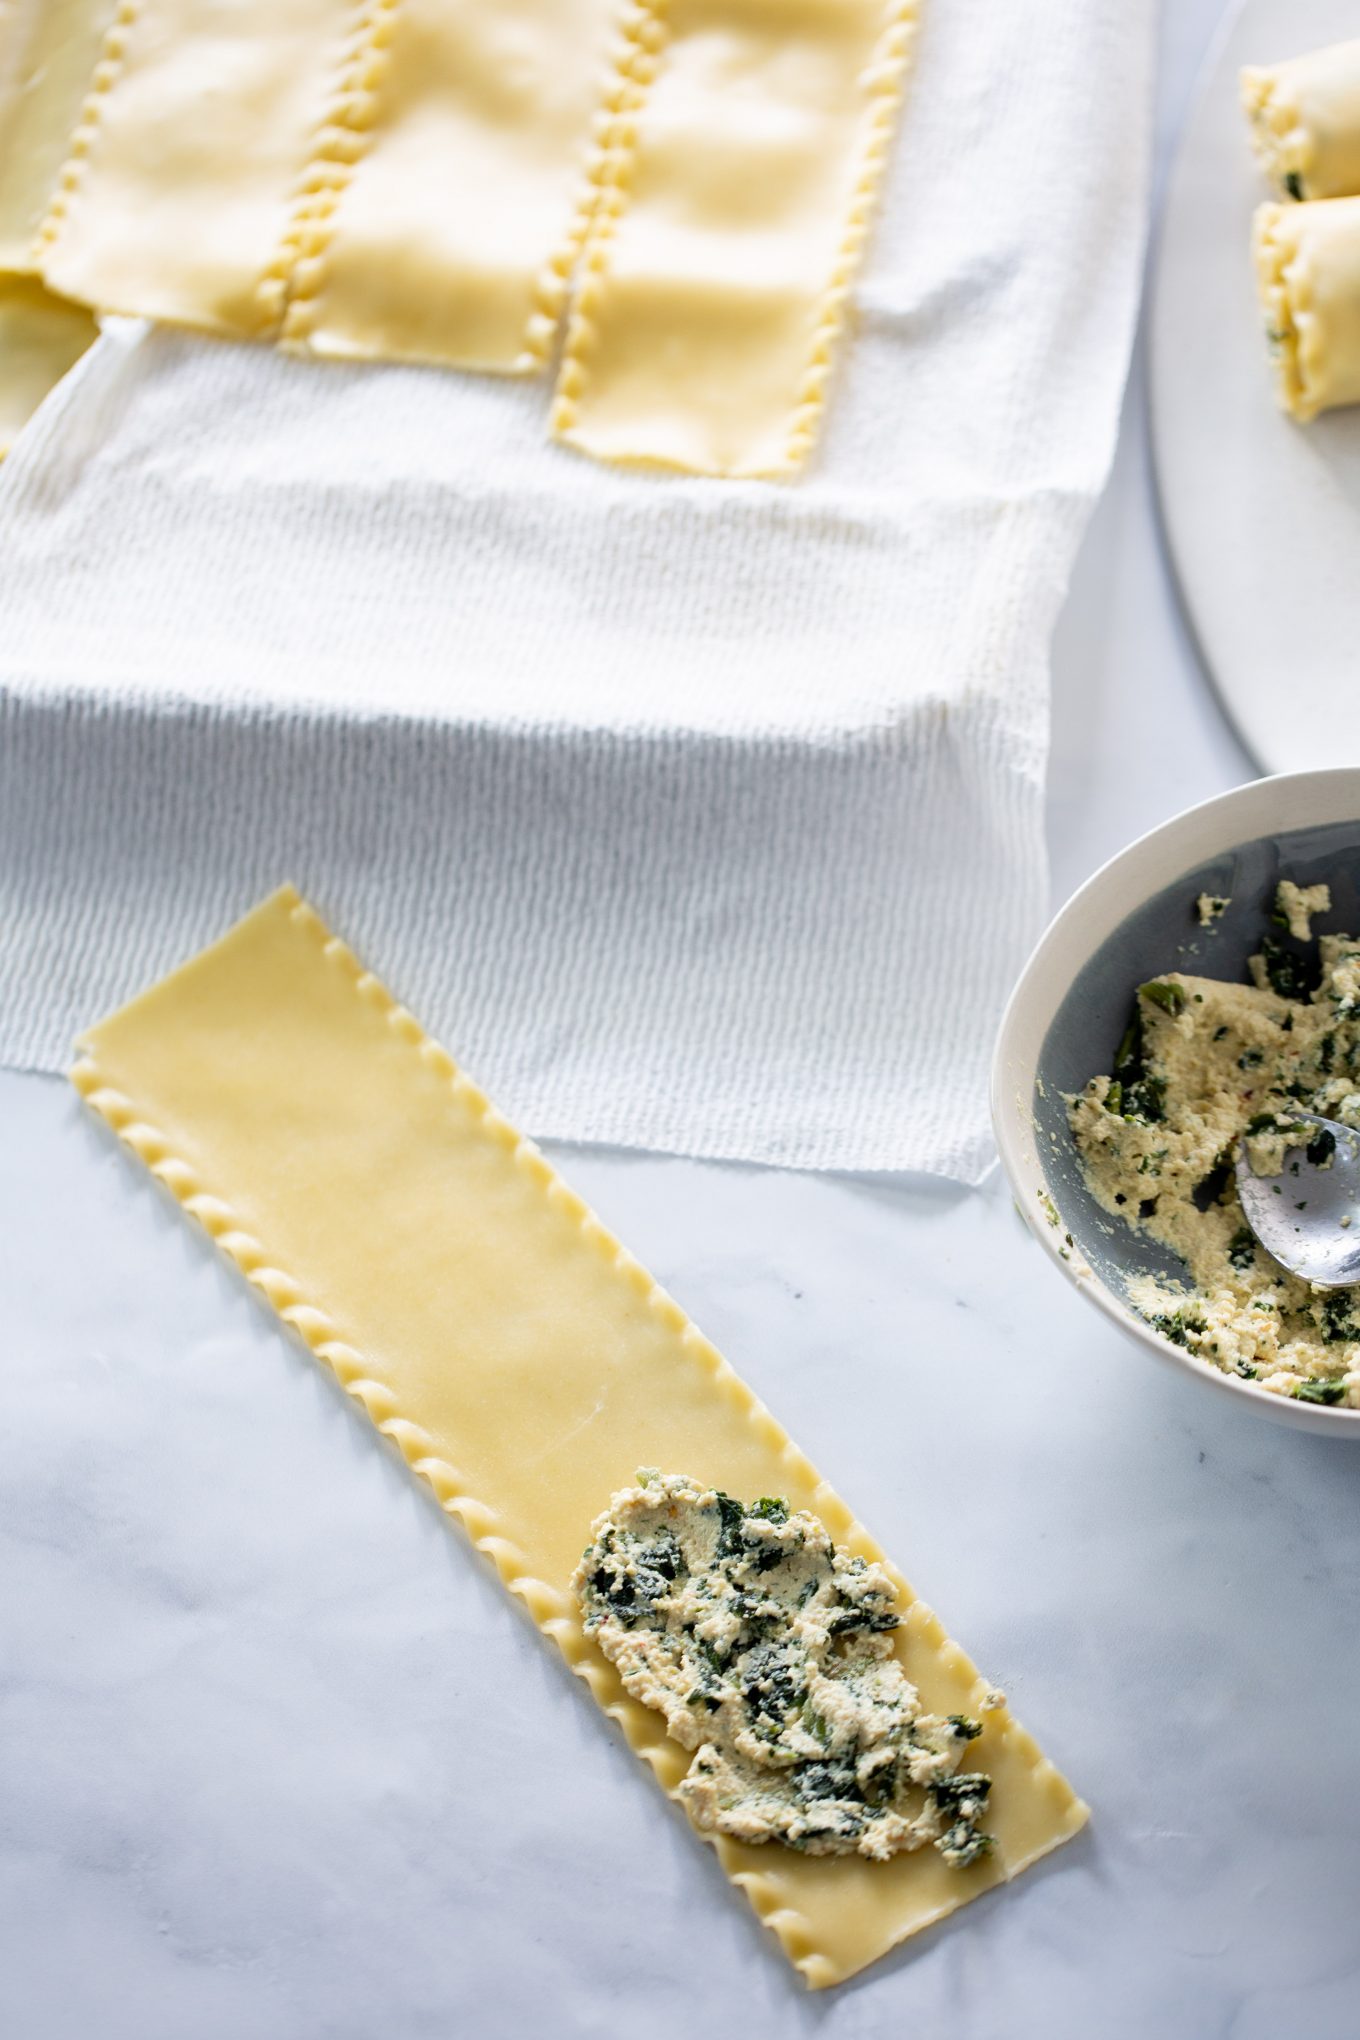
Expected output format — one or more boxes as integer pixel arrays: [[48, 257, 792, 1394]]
[[1068, 880, 1360, 1407], [573, 1472, 995, 1865]]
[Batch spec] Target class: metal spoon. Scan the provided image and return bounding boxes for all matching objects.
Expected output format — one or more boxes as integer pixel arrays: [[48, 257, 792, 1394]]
[[1235, 1112, 1360, 1288]]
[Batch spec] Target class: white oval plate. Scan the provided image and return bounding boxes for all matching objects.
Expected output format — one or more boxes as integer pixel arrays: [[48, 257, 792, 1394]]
[[1151, 0, 1360, 772]]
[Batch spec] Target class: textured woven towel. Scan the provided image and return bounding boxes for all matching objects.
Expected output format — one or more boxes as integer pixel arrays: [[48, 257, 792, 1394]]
[[0, 0, 1153, 1179]]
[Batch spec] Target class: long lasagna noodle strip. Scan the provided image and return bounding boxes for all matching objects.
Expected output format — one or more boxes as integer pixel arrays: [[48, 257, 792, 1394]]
[[553, 0, 916, 477], [71, 889, 1085, 1988], [282, 0, 619, 373], [36, 0, 349, 338], [0, 0, 110, 436]]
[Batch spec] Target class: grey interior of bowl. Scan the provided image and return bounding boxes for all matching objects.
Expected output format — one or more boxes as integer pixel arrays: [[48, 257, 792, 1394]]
[[1034, 819, 1360, 1308]]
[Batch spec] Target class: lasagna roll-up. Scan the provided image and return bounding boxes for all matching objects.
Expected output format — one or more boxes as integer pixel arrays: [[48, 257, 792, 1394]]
[[1243, 39, 1360, 202], [1254, 195, 1360, 421]]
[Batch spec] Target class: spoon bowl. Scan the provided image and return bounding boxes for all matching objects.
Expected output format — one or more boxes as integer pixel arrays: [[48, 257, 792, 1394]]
[[1235, 1112, 1360, 1287]]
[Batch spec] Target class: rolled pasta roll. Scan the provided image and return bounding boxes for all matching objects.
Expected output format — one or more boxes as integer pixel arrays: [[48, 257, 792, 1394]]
[[1253, 196, 1360, 421], [1242, 39, 1360, 201]]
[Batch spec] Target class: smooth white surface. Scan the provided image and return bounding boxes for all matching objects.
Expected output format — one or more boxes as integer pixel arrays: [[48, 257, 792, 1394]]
[[0, 0, 1155, 1181], [10, 4, 1360, 2037], [996, 769, 1360, 1436], [1151, 0, 1360, 772], [7, 1069, 1360, 2040]]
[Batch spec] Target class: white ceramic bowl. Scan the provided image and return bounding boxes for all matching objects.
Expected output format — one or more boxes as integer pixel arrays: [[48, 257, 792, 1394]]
[[992, 769, 1360, 1436]]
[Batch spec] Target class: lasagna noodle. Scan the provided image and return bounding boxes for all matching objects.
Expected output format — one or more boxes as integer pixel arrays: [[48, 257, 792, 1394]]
[[35, 0, 352, 338], [0, 272, 96, 452], [0, 0, 110, 433], [1243, 38, 1360, 203], [281, 0, 621, 373], [552, 0, 917, 477], [71, 888, 1087, 1989], [1254, 194, 1360, 421], [0, 0, 117, 267]]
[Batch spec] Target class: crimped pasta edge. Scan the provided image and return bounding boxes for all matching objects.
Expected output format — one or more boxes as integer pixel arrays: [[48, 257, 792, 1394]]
[[29, 0, 141, 269], [1252, 200, 1313, 419], [515, 0, 665, 373], [1240, 63, 1314, 199], [549, 0, 667, 428], [782, 0, 919, 474], [269, 0, 399, 345]]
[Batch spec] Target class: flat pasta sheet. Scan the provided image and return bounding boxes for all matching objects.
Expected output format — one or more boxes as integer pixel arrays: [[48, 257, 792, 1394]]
[[279, 0, 620, 373], [555, 0, 918, 476], [0, 0, 111, 439], [35, 0, 352, 338], [71, 888, 1087, 1987]]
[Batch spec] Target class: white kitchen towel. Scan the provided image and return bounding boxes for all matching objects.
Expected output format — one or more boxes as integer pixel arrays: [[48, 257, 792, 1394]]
[[0, 0, 1154, 1179]]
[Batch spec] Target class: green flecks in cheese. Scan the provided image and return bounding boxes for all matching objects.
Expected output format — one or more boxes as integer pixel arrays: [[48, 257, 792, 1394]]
[[1067, 881, 1360, 1409], [1196, 892, 1231, 928], [573, 1473, 994, 1866]]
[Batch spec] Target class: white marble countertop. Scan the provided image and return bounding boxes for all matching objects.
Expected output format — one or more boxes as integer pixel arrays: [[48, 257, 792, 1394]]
[[7, 5, 1360, 2035]]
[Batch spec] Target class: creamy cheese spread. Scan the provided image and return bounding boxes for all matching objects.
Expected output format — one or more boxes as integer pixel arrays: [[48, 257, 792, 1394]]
[[574, 1472, 994, 1865], [1068, 882, 1360, 1407], [1196, 892, 1231, 928], [1275, 879, 1330, 941]]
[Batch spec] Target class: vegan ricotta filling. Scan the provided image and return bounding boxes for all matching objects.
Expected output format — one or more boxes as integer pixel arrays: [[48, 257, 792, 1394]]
[[1068, 880, 1360, 1408], [573, 1472, 996, 1865]]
